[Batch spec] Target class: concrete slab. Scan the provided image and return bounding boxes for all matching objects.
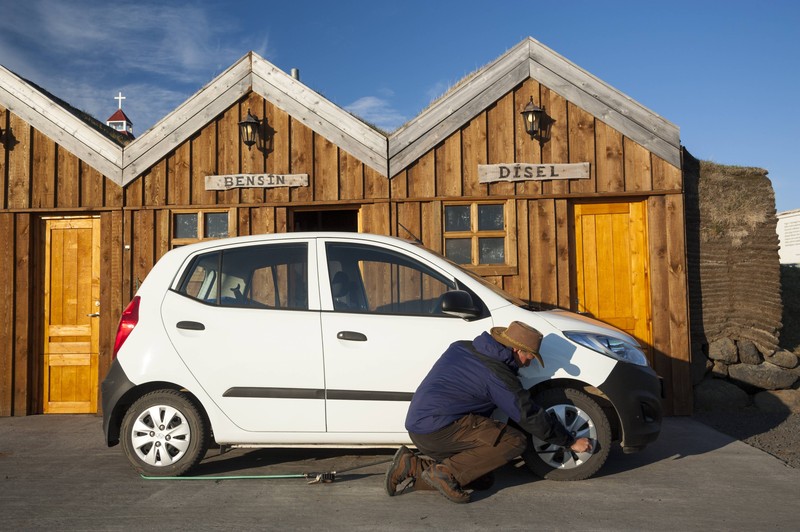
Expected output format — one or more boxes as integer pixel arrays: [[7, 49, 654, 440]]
[[0, 415, 796, 531]]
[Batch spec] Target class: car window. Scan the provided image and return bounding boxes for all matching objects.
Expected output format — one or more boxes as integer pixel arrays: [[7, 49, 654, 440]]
[[325, 242, 456, 315], [177, 243, 308, 310]]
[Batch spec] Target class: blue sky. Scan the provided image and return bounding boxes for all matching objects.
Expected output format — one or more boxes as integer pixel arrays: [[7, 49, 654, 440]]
[[1, 0, 798, 212]]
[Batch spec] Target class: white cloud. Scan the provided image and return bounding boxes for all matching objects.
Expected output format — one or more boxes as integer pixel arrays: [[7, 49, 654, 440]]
[[345, 96, 406, 132], [0, 1, 274, 132]]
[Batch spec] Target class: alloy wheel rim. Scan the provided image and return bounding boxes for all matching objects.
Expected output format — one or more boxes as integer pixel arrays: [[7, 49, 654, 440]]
[[530, 403, 596, 469], [130, 404, 192, 467]]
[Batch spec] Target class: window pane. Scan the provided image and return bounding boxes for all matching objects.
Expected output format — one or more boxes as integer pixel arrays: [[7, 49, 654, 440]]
[[178, 252, 220, 302], [218, 244, 308, 309], [478, 204, 504, 231], [174, 213, 198, 239], [326, 242, 455, 315], [204, 212, 229, 238], [479, 237, 505, 264], [445, 238, 472, 265], [445, 205, 471, 232]]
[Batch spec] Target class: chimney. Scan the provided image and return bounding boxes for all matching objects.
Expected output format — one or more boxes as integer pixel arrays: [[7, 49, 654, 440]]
[[291, 68, 300, 81]]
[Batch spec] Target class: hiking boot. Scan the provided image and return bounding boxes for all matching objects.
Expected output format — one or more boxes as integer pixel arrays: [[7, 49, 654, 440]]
[[385, 446, 416, 496], [421, 464, 471, 503]]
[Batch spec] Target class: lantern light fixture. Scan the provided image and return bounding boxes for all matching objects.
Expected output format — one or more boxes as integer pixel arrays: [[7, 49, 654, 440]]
[[238, 109, 262, 150], [520, 96, 551, 145]]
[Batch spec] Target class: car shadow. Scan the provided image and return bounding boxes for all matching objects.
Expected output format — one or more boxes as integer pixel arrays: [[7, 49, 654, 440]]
[[191, 446, 396, 479], [181, 406, 791, 484], [594, 408, 791, 478]]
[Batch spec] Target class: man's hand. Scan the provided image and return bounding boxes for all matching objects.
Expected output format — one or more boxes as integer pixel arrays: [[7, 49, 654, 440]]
[[569, 437, 592, 453]]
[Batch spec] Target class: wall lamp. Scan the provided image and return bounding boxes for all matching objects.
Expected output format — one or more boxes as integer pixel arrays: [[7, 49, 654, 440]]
[[520, 96, 551, 146], [238, 109, 264, 150]]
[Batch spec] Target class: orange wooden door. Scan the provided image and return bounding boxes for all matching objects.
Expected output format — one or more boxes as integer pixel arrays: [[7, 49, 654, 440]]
[[573, 201, 652, 356], [43, 218, 100, 414]]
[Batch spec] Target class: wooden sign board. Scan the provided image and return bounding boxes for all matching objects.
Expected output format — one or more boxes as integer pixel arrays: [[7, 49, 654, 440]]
[[205, 174, 309, 190], [478, 163, 590, 183]]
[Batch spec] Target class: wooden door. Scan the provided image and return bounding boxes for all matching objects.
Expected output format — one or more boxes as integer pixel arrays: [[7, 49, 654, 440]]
[[43, 218, 100, 413], [573, 201, 652, 356]]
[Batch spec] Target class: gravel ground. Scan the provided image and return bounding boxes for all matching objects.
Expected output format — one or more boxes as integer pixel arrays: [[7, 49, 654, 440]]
[[692, 406, 800, 468]]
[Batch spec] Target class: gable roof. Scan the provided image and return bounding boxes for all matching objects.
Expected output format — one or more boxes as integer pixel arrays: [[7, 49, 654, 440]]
[[0, 53, 388, 186], [121, 52, 387, 186], [0, 64, 129, 179], [388, 37, 681, 176], [1, 37, 680, 188]]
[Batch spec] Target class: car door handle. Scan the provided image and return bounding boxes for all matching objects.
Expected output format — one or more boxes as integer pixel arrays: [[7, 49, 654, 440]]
[[86, 313, 100, 318], [177, 321, 205, 331], [337, 331, 367, 342]]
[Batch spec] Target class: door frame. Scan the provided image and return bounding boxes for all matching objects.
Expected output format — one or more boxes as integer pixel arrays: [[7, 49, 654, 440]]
[[41, 215, 101, 414]]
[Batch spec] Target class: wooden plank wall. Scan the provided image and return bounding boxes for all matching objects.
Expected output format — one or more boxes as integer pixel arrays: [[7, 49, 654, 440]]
[[0, 103, 122, 414], [2, 87, 690, 415], [390, 79, 689, 414]]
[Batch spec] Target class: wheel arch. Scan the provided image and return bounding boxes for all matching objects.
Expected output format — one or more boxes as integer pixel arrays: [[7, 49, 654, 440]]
[[105, 382, 210, 446], [526, 377, 622, 442]]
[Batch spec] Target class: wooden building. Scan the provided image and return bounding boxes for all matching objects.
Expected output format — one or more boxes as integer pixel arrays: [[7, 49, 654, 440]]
[[0, 38, 690, 417]]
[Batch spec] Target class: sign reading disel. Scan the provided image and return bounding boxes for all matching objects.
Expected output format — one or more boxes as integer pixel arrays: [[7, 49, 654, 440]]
[[478, 163, 589, 183], [205, 174, 309, 190]]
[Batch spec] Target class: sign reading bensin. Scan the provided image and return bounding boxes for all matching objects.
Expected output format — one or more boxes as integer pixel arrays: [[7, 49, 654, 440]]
[[478, 163, 589, 183], [206, 173, 309, 190]]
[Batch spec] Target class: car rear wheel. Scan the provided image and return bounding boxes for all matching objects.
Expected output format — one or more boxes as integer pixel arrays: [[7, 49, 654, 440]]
[[120, 390, 208, 477], [522, 387, 611, 481]]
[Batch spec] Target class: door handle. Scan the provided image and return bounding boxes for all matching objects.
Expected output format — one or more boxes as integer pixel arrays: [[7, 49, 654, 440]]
[[86, 313, 100, 318], [177, 321, 205, 331], [337, 331, 367, 342]]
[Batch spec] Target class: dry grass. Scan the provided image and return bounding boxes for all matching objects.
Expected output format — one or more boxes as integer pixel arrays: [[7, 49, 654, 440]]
[[699, 161, 772, 248]]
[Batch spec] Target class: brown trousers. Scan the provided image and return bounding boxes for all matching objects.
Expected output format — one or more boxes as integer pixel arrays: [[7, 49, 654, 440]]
[[408, 414, 528, 487]]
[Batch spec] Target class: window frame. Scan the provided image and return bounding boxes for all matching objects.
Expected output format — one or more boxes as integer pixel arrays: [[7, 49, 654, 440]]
[[171, 208, 237, 247], [443, 200, 517, 276]]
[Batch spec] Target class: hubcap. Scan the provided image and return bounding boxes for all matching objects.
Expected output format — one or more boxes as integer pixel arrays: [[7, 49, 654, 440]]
[[130, 404, 191, 467], [530, 403, 596, 470]]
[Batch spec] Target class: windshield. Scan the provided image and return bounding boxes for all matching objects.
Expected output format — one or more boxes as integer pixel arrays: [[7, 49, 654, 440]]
[[412, 242, 529, 307]]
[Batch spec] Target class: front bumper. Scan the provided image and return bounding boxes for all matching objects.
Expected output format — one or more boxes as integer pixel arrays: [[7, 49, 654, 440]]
[[598, 362, 663, 451]]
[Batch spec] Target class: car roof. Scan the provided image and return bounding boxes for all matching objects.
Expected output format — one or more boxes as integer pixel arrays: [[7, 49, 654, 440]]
[[169, 232, 419, 256]]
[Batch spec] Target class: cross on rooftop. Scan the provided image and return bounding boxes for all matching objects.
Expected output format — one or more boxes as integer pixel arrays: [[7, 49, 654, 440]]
[[115, 92, 126, 109]]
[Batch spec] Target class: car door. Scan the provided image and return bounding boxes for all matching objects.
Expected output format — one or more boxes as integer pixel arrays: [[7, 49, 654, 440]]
[[162, 239, 325, 432], [319, 238, 491, 434]]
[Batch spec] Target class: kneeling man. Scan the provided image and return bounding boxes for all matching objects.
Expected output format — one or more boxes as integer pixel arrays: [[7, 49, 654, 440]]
[[386, 321, 592, 503]]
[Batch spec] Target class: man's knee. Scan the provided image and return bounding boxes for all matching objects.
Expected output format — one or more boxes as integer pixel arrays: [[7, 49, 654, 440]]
[[502, 425, 528, 456]]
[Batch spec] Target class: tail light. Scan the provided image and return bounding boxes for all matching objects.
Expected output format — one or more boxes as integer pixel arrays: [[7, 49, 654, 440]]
[[113, 296, 140, 359]]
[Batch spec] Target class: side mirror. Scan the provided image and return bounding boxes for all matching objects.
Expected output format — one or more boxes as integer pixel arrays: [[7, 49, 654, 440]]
[[439, 290, 481, 320]]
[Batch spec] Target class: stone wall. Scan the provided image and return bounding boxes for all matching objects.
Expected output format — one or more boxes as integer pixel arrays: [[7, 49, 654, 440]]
[[684, 150, 799, 409]]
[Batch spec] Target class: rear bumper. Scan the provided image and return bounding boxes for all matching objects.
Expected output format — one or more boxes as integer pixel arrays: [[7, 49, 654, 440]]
[[598, 362, 663, 451], [100, 358, 135, 446]]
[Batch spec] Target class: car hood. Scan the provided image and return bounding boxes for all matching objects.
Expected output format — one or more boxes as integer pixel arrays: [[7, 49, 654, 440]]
[[536, 309, 639, 345]]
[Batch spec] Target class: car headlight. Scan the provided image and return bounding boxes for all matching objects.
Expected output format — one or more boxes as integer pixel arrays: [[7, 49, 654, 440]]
[[564, 331, 649, 366]]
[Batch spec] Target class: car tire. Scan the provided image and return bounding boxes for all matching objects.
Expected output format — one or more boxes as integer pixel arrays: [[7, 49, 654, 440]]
[[120, 390, 208, 477], [521, 387, 611, 481]]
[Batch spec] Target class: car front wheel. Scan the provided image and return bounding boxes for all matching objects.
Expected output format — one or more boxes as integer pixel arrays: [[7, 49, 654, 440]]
[[522, 387, 611, 481], [120, 390, 208, 477]]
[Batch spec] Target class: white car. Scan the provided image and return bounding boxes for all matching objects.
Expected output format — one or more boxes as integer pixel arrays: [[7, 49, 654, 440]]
[[102, 232, 662, 480]]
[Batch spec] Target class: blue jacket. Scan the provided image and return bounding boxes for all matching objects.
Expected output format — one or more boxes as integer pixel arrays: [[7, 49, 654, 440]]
[[405, 332, 572, 446]]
